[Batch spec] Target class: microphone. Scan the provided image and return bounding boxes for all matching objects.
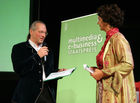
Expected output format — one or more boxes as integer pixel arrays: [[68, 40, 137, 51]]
[[43, 42, 48, 62]]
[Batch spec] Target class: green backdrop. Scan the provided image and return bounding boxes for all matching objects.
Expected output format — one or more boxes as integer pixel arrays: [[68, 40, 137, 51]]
[[57, 13, 106, 103], [0, 0, 30, 72]]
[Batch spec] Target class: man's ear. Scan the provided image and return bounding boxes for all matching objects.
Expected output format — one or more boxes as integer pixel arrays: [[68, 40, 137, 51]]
[[29, 29, 33, 36]]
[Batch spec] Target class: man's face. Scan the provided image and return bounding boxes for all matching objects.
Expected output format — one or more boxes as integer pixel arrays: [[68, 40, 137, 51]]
[[30, 23, 47, 46]]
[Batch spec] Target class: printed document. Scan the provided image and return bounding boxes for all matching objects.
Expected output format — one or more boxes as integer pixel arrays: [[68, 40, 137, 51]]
[[44, 67, 76, 81]]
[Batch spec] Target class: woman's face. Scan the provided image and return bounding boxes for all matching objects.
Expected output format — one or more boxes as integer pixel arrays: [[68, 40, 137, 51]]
[[97, 16, 108, 31]]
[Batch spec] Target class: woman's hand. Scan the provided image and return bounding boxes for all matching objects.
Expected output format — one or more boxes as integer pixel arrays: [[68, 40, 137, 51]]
[[90, 67, 97, 71], [90, 68, 104, 81]]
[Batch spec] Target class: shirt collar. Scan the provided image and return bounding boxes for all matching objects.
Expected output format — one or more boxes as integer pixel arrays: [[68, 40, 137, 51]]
[[29, 39, 43, 51], [106, 27, 119, 38]]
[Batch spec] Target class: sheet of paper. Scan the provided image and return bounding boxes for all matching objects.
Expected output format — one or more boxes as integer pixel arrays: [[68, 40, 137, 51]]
[[83, 64, 94, 73], [44, 68, 76, 81]]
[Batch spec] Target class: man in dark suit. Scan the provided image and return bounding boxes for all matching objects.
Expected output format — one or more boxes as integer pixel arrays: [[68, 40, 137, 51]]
[[11, 21, 65, 103]]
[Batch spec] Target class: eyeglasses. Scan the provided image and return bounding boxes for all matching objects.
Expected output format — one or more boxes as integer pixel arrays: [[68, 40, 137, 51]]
[[38, 30, 48, 35]]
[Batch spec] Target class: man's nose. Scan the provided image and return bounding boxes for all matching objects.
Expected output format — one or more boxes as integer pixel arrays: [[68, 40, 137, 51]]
[[41, 32, 46, 37]]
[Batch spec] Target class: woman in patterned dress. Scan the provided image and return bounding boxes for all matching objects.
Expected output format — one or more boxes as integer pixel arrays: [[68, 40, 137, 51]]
[[90, 4, 137, 103]]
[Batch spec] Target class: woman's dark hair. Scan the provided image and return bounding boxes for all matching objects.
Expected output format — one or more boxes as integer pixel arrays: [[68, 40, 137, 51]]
[[96, 4, 124, 27]]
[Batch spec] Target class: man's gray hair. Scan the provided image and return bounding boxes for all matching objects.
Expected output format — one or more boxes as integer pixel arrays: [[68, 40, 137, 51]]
[[27, 20, 46, 40], [30, 20, 46, 31]]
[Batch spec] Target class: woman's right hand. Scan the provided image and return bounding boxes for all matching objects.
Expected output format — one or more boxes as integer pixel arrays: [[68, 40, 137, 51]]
[[90, 67, 97, 71]]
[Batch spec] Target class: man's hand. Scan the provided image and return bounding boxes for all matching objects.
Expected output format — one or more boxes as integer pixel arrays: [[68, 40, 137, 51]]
[[58, 68, 67, 72], [37, 46, 49, 58]]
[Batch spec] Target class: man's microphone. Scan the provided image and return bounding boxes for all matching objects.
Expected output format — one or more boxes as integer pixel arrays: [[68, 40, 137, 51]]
[[43, 42, 48, 62]]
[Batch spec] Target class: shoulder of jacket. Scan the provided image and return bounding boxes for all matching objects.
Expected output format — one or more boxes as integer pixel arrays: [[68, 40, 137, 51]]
[[13, 41, 31, 49], [13, 41, 26, 46], [110, 32, 125, 42]]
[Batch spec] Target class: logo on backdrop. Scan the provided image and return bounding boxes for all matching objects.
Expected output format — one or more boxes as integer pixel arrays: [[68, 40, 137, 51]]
[[64, 23, 68, 31], [68, 34, 103, 55]]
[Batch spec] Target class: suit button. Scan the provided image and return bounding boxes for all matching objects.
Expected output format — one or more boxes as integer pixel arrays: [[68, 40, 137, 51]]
[[38, 71, 41, 73], [39, 80, 42, 82], [39, 63, 41, 65]]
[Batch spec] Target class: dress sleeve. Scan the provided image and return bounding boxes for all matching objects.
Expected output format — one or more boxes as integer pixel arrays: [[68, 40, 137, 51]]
[[102, 35, 134, 77], [102, 35, 134, 94]]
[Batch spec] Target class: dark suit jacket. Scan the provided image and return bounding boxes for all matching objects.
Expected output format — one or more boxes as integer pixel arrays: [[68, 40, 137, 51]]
[[11, 41, 58, 103]]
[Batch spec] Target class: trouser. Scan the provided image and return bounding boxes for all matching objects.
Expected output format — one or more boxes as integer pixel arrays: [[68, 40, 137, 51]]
[[36, 84, 55, 103]]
